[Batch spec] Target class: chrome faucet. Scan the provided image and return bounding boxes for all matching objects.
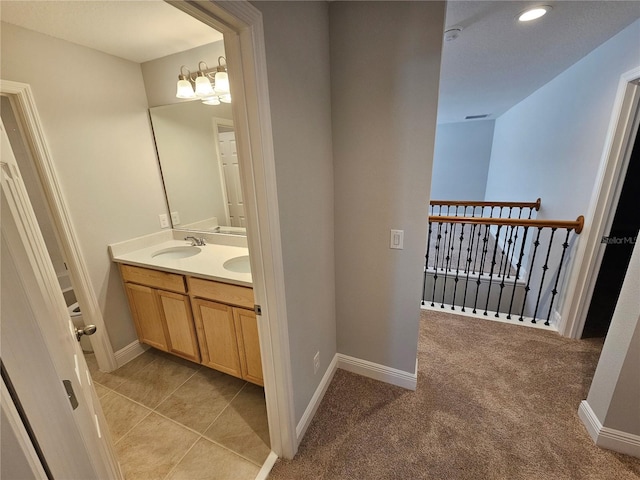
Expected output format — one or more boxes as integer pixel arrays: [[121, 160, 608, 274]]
[[184, 236, 206, 246]]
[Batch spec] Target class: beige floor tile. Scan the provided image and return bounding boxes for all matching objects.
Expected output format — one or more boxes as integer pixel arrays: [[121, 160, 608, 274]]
[[203, 383, 270, 465], [85, 350, 160, 390], [166, 437, 260, 480], [92, 382, 110, 398], [99, 391, 151, 443], [115, 413, 198, 480], [156, 368, 246, 433], [114, 353, 200, 408]]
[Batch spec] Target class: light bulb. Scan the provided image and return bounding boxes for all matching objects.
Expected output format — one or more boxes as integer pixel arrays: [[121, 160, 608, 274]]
[[195, 75, 214, 97], [214, 71, 230, 95], [518, 6, 550, 22], [176, 79, 195, 99]]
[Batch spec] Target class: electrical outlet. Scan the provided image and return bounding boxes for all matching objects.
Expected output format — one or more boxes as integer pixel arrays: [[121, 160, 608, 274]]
[[313, 351, 320, 375], [158, 213, 170, 229], [170, 211, 181, 225]]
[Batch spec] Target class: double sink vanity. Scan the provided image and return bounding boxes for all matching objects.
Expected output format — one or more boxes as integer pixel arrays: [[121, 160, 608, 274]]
[[109, 230, 263, 386]]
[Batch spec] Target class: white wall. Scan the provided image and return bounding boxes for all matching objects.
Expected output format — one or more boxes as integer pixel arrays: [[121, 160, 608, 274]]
[[485, 19, 640, 222], [431, 120, 494, 201], [253, 1, 337, 424], [584, 239, 640, 441], [1, 22, 168, 351], [331, 1, 445, 373]]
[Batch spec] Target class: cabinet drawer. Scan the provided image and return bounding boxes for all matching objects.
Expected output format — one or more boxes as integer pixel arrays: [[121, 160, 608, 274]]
[[120, 264, 186, 293], [188, 277, 254, 309]]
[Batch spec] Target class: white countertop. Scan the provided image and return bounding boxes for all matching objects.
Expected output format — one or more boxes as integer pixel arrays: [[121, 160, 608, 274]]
[[109, 232, 252, 287]]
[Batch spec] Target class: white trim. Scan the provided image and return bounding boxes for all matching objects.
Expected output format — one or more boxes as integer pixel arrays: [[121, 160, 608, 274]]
[[421, 304, 558, 331], [0, 80, 119, 372], [559, 66, 640, 338], [114, 341, 149, 368], [167, 0, 297, 459], [337, 354, 418, 391], [254, 451, 279, 480], [579, 401, 640, 458], [296, 354, 338, 443]]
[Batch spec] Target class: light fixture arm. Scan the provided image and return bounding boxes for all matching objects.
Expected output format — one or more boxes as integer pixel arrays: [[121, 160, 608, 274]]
[[175, 57, 230, 104]]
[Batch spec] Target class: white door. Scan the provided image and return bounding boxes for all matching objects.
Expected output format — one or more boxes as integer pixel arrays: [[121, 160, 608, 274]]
[[0, 119, 122, 479], [218, 130, 246, 227]]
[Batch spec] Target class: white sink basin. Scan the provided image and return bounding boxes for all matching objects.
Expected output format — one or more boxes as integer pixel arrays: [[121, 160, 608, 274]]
[[151, 246, 201, 259], [223, 255, 251, 274]]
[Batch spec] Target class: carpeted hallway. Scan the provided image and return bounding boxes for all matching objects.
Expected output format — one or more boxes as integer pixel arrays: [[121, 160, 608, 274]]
[[269, 310, 640, 479]]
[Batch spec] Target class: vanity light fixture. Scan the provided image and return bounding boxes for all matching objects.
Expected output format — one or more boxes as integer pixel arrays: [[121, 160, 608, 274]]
[[518, 5, 551, 22], [175, 57, 230, 105]]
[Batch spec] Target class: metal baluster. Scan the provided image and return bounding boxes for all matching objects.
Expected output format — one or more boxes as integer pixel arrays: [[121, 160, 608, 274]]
[[495, 224, 515, 317], [451, 223, 466, 310], [545, 228, 572, 325], [471, 221, 483, 274], [502, 222, 516, 279], [519, 227, 543, 322], [483, 224, 502, 315], [531, 228, 557, 323], [441, 222, 456, 307], [507, 226, 529, 320], [421, 221, 433, 306], [461, 223, 477, 312], [431, 222, 443, 307], [478, 222, 491, 275], [472, 224, 490, 314]]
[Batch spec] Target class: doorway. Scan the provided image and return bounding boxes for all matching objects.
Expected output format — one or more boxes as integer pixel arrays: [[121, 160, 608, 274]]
[[582, 122, 640, 337], [0, 0, 297, 474]]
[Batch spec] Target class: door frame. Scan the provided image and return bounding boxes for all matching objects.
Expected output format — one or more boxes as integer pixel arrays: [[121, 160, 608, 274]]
[[0, 80, 119, 372], [559, 66, 640, 338]]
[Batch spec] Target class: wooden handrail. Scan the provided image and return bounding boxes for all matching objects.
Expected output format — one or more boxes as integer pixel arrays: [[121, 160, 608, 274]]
[[430, 198, 541, 211], [428, 214, 584, 234]]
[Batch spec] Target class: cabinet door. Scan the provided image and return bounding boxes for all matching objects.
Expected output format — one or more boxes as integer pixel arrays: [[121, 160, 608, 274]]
[[124, 283, 168, 351], [157, 290, 200, 363], [191, 298, 242, 378], [233, 308, 263, 386]]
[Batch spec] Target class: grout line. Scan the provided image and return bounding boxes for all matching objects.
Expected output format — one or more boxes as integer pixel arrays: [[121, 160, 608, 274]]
[[112, 408, 153, 447], [161, 433, 201, 480], [199, 381, 249, 434], [149, 367, 201, 410]]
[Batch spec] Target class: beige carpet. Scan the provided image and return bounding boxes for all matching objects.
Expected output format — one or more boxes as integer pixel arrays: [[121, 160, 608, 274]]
[[269, 311, 640, 479]]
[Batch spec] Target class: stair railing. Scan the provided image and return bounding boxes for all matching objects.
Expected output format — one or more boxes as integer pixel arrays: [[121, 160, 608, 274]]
[[422, 199, 583, 326]]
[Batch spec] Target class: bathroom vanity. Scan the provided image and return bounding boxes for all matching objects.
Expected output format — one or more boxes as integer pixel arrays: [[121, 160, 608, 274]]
[[109, 232, 263, 386]]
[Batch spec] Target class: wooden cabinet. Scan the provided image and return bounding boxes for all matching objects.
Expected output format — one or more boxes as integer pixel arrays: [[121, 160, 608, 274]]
[[189, 277, 263, 386], [119, 263, 263, 385], [121, 265, 200, 363]]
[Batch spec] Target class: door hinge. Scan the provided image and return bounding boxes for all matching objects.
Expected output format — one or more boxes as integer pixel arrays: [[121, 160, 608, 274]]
[[63, 380, 79, 410], [254, 304, 262, 316]]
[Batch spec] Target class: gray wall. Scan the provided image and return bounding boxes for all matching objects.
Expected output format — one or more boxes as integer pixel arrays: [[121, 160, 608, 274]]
[[331, 1, 445, 373], [254, 1, 337, 423], [1, 22, 168, 351], [484, 19, 640, 221], [431, 120, 494, 201], [586, 239, 640, 436]]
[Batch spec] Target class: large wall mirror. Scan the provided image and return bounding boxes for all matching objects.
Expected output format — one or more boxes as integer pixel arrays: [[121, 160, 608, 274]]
[[150, 102, 246, 235]]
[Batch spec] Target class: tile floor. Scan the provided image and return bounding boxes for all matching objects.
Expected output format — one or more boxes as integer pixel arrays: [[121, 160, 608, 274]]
[[85, 349, 270, 480]]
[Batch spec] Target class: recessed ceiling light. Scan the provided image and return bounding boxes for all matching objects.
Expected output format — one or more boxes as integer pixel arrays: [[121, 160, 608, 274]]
[[518, 6, 551, 22]]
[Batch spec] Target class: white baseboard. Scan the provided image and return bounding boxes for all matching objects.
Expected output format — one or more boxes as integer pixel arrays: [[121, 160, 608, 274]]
[[295, 354, 338, 444], [337, 353, 417, 391], [114, 341, 148, 368], [254, 451, 278, 480], [579, 401, 640, 458]]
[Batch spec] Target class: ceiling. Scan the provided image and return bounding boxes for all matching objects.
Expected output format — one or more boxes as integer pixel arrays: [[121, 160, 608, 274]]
[[0, 0, 223, 63], [438, 1, 640, 124], [1, 1, 638, 123]]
